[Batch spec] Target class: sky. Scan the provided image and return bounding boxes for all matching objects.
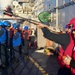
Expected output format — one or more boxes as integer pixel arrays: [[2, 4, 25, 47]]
[[0, 0, 13, 10]]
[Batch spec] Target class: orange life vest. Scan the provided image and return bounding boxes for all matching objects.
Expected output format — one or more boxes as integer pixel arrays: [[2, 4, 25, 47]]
[[22, 30, 30, 40]]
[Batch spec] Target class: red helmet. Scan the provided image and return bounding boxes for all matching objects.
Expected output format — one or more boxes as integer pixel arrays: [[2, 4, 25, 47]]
[[67, 18, 75, 30]]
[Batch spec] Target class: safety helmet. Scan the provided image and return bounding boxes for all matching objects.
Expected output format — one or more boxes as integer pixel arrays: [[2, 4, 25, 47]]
[[24, 26, 28, 30], [0, 21, 3, 26], [14, 26, 18, 30], [12, 23, 17, 28], [3, 21, 11, 27], [13, 23, 19, 30], [66, 18, 75, 30]]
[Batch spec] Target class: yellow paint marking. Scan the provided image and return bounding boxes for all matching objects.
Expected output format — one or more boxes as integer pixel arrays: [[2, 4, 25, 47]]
[[29, 57, 49, 75]]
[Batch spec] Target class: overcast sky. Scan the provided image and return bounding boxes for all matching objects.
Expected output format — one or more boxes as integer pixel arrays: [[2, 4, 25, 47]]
[[0, 0, 12, 10]]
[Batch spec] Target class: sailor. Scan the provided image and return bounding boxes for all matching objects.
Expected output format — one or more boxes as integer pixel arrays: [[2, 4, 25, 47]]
[[0, 21, 8, 68], [22, 26, 30, 59], [12, 24, 22, 62]]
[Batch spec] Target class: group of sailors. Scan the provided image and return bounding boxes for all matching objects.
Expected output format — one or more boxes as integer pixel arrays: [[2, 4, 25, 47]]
[[0, 21, 36, 69]]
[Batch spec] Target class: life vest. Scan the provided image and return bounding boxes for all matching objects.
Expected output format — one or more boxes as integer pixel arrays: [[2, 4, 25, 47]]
[[58, 33, 75, 75], [12, 32, 21, 47], [0, 28, 6, 44], [22, 30, 30, 40]]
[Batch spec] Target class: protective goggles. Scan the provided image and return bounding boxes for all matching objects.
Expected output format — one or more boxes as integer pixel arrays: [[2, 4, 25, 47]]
[[65, 24, 74, 29]]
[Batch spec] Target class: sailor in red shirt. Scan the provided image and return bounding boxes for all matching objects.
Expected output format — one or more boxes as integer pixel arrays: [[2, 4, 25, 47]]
[[22, 26, 30, 59]]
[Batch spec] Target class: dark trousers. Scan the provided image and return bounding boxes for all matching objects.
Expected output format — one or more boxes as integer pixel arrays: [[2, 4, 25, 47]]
[[0, 43, 9, 65], [12, 45, 22, 60], [58, 67, 71, 75], [23, 39, 29, 55]]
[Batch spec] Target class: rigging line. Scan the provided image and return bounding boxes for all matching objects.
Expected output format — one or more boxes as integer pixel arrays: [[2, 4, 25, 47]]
[[50, 1, 75, 12], [3, 11, 44, 25], [60, 0, 74, 17]]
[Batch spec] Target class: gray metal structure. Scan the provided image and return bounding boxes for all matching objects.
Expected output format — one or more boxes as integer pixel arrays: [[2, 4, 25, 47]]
[[49, 0, 75, 30]]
